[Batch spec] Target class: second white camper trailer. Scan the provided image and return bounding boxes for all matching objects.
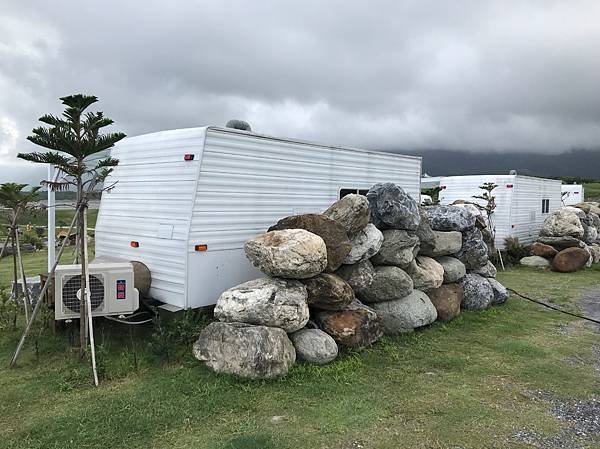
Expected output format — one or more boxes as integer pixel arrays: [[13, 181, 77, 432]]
[[438, 173, 562, 248], [561, 184, 585, 206], [95, 126, 422, 310]]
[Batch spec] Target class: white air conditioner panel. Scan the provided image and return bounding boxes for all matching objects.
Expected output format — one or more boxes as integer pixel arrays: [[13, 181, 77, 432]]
[[55, 263, 139, 320]]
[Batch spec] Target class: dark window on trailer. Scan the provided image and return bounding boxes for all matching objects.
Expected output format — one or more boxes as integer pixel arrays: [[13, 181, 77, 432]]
[[339, 189, 369, 199], [542, 199, 550, 213]]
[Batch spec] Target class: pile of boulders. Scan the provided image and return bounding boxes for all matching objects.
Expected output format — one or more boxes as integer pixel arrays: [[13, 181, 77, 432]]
[[193, 183, 509, 379], [521, 202, 600, 272]]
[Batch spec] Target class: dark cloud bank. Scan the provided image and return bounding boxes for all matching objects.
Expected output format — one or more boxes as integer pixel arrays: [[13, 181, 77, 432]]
[[1, 1, 600, 184]]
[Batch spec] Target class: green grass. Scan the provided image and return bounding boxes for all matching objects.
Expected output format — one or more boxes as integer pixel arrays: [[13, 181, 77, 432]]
[[16, 208, 99, 229], [584, 182, 600, 202], [1, 265, 599, 448]]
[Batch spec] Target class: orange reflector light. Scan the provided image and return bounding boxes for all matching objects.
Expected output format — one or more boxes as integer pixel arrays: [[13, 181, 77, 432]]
[[184, 154, 194, 161], [130, 241, 139, 248], [195, 244, 208, 252]]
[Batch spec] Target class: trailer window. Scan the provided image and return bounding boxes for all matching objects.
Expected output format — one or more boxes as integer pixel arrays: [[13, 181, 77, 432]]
[[339, 188, 369, 199], [542, 199, 550, 214]]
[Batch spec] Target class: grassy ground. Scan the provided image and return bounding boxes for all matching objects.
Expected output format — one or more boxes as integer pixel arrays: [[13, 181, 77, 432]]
[[0, 265, 599, 449], [584, 182, 600, 202]]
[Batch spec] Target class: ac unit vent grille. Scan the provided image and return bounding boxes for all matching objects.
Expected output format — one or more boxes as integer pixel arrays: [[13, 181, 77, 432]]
[[62, 274, 104, 314]]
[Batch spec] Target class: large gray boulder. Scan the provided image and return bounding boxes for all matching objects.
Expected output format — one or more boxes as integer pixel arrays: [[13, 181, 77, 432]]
[[193, 322, 295, 379], [589, 244, 600, 264], [323, 194, 370, 236], [289, 328, 338, 364], [540, 209, 585, 239], [436, 256, 466, 283], [424, 205, 476, 232], [268, 214, 351, 272], [589, 212, 600, 230], [537, 236, 585, 250], [470, 260, 497, 278], [371, 290, 437, 335], [405, 256, 444, 291], [520, 256, 551, 268], [313, 300, 383, 350], [459, 273, 494, 311], [214, 277, 309, 332], [419, 230, 462, 257], [415, 206, 436, 254], [335, 259, 375, 295], [455, 227, 489, 270], [367, 183, 420, 231], [302, 273, 355, 310], [358, 265, 413, 303], [245, 229, 327, 279], [344, 223, 384, 264], [487, 278, 509, 305], [370, 229, 419, 268]]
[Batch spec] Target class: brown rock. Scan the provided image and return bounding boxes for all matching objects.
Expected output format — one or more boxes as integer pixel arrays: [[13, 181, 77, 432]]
[[269, 214, 351, 272], [427, 284, 463, 322], [323, 194, 370, 236], [302, 273, 355, 310], [531, 242, 558, 258], [313, 300, 383, 350], [552, 247, 591, 273], [574, 203, 591, 214]]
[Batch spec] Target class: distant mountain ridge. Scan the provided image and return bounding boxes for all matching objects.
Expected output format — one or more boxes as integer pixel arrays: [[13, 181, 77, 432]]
[[392, 148, 600, 180]]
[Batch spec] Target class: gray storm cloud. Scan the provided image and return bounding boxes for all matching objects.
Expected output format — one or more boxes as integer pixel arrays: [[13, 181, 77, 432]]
[[1, 0, 600, 184]]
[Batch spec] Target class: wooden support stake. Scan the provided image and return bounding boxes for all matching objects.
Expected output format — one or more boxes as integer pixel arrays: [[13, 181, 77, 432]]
[[14, 229, 31, 322], [9, 205, 81, 367], [82, 207, 99, 386]]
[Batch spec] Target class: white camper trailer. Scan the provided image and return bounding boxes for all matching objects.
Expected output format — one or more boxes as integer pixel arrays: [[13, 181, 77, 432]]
[[95, 126, 422, 310], [438, 173, 562, 248], [561, 184, 585, 206]]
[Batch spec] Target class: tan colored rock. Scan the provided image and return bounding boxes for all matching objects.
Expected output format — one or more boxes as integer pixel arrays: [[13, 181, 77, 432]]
[[323, 194, 370, 236], [552, 247, 590, 273], [244, 229, 327, 279], [406, 256, 444, 291], [531, 242, 558, 258], [427, 284, 463, 322]]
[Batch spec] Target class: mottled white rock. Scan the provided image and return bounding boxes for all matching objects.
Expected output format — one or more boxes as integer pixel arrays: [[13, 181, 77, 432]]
[[520, 256, 551, 268], [344, 223, 384, 264], [193, 322, 296, 379], [540, 209, 585, 239], [245, 229, 327, 279], [214, 277, 309, 333]]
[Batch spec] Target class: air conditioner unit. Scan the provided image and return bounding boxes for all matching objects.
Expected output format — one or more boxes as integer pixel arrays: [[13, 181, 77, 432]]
[[55, 263, 139, 321]]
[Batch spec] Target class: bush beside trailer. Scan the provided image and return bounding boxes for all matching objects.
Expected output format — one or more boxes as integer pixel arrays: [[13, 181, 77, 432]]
[[438, 174, 562, 249], [95, 126, 422, 310]]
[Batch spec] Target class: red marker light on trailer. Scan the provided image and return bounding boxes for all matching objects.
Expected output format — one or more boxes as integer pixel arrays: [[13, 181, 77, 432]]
[[130, 241, 139, 248], [506, 184, 514, 188], [195, 244, 208, 252], [184, 154, 194, 161]]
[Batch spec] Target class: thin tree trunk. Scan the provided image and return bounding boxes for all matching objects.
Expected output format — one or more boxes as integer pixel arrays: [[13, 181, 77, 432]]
[[78, 180, 88, 360], [11, 230, 19, 300], [14, 229, 30, 322]]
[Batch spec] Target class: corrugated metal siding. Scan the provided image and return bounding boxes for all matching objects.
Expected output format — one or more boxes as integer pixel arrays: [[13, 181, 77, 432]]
[[510, 176, 562, 246], [95, 128, 207, 307], [189, 128, 421, 252], [186, 127, 421, 308], [438, 175, 514, 249]]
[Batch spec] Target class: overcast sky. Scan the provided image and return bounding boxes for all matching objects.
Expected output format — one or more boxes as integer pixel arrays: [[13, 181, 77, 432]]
[[1, 0, 600, 184]]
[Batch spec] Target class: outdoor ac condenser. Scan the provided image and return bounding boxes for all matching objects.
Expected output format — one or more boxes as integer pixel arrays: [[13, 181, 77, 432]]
[[54, 263, 139, 320]]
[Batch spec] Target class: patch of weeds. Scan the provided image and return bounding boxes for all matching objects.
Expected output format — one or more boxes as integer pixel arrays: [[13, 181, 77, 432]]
[[148, 309, 211, 362]]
